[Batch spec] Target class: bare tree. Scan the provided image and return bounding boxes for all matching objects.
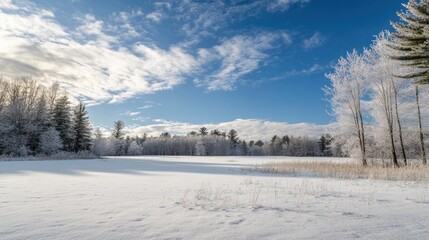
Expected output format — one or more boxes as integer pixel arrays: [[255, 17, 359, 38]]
[[325, 50, 368, 166], [366, 34, 399, 167]]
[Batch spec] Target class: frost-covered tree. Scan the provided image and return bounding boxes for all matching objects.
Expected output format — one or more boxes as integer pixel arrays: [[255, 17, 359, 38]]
[[0, 79, 46, 155], [112, 120, 126, 140], [72, 103, 92, 152], [227, 129, 239, 154], [269, 135, 283, 155], [366, 34, 400, 167], [53, 95, 73, 151], [325, 50, 369, 165], [40, 127, 62, 154], [318, 134, 332, 156], [388, 0, 429, 164]]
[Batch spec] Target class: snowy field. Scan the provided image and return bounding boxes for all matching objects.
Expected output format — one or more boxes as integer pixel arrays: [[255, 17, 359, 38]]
[[1, 156, 428, 240]]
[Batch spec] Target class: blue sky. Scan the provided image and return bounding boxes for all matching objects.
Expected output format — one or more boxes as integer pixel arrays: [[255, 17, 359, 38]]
[[0, 0, 405, 139]]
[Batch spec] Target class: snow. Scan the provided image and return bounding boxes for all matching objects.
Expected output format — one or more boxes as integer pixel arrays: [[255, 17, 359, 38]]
[[1, 156, 428, 239]]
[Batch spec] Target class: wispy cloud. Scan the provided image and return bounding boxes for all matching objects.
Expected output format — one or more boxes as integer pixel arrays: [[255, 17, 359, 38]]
[[124, 111, 140, 116], [195, 32, 292, 91], [138, 101, 160, 109], [111, 10, 144, 38], [129, 118, 328, 140], [303, 31, 325, 50], [174, 0, 310, 38], [267, 0, 311, 12]]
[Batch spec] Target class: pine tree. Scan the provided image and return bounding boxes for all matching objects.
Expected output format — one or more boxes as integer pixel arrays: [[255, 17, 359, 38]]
[[188, 131, 197, 137], [241, 140, 248, 156], [227, 129, 239, 151], [254, 140, 264, 147], [112, 120, 125, 140], [94, 127, 103, 140], [281, 135, 290, 147], [72, 103, 92, 152], [270, 135, 282, 155], [160, 132, 171, 138], [210, 129, 224, 137], [318, 135, 332, 156], [53, 95, 73, 151], [389, 0, 429, 84], [388, 0, 428, 165], [199, 127, 208, 136]]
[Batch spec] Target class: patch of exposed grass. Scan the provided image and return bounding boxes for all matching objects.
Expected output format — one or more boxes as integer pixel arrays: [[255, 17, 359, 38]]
[[246, 161, 429, 182]]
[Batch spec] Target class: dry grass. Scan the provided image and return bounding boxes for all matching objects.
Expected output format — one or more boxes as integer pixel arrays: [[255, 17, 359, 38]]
[[247, 161, 429, 182]]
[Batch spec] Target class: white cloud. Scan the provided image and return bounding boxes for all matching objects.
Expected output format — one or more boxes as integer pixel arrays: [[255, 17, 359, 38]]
[[124, 111, 140, 116], [267, 0, 311, 12], [139, 105, 153, 109], [111, 10, 143, 38], [0, 2, 198, 105], [195, 32, 290, 91], [129, 118, 329, 140], [303, 31, 325, 50], [284, 64, 326, 77], [138, 101, 160, 109], [146, 11, 163, 23]]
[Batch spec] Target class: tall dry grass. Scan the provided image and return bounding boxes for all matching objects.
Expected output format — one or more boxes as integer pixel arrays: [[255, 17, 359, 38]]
[[247, 161, 429, 182]]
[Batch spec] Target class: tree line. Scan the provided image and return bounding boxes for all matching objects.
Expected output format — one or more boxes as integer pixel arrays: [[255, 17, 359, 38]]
[[0, 78, 92, 156], [325, 0, 429, 167], [92, 122, 335, 157]]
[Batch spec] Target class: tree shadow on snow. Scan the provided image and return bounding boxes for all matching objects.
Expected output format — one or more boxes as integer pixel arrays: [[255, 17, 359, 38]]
[[0, 157, 250, 176]]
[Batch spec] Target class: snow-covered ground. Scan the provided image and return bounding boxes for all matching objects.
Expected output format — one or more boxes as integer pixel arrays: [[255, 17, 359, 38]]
[[1, 156, 428, 239]]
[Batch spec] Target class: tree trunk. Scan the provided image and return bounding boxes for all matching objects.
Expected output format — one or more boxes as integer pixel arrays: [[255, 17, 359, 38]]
[[388, 124, 399, 167], [416, 85, 427, 165], [358, 112, 367, 166], [393, 83, 407, 165]]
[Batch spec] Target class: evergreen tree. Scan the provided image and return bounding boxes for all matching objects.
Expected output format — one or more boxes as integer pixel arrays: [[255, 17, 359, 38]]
[[72, 103, 92, 152], [389, 0, 429, 84], [199, 127, 208, 136], [210, 129, 224, 137], [281, 135, 290, 147], [188, 131, 197, 137], [160, 132, 171, 138], [112, 120, 126, 140], [255, 140, 264, 147], [270, 135, 283, 155], [27, 90, 51, 154], [53, 95, 73, 151], [389, 2, 429, 164], [227, 129, 239, 149], [318, 135, 332, 156], [94, 127, 103, 139], [241, 140, 248, 156]]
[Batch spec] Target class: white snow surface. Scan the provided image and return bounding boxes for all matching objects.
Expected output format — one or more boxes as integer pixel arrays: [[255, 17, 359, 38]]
[[1, 156, 428, 240]]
